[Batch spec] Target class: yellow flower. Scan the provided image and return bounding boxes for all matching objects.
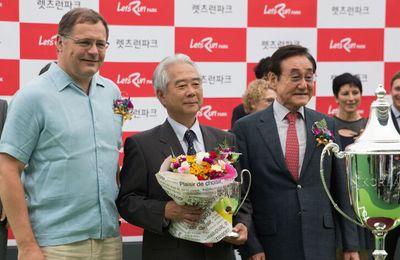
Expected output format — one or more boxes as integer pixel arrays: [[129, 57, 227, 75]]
[[190, 163, 202, 175]]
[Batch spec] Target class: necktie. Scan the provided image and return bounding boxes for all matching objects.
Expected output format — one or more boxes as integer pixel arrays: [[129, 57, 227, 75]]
[[285, 112, 299, 181], [184, 130, 197, 155]]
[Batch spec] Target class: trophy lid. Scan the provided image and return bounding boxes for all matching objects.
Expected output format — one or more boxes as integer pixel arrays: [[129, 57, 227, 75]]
[[345, 85, 400, 154]]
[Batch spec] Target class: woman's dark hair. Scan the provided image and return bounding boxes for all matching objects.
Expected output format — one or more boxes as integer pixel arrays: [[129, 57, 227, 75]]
[[253, 57, 271, 79], [332, 73, 362, 98]]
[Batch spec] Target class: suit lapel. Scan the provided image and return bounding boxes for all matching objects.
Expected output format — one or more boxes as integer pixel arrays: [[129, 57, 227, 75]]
[[299, 108, 316, 179], [200, 126, 219, 151], [159, 120, 185, 158], [256, 107, 288, 172]]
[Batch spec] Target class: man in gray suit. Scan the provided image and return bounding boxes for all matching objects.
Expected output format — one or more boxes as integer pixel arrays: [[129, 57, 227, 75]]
[[117, 54, 248, 260], [232, 45, 360, 260], [0, 99, 7, 260]]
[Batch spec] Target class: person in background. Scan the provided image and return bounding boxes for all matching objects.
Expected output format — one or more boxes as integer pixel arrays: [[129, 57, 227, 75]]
[[331, 73, 372, 260], [231, 57, 272, 128], [0, 8, 122, 260], [332, 73, 368, 148], [242, 79, 276, 115], [387, 71, 400, 260], [38, 62, 54, 75]]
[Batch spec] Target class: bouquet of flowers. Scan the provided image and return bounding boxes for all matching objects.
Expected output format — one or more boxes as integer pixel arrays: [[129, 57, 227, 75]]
[[156, 144, 242, 243]]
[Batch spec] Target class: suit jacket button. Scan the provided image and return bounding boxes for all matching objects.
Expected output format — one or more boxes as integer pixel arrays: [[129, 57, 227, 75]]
[[297, 184, 302, 190]]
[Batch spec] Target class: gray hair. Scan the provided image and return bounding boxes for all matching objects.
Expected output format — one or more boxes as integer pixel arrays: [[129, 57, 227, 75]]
[[152, 53, 200, 93]]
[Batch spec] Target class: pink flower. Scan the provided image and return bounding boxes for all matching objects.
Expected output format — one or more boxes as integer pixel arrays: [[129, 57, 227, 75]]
[[178, 162, 190, 174], [219, 164, 236, 180]]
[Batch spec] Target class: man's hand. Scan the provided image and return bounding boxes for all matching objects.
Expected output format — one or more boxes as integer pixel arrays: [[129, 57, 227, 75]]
[[165, 201, 203, 225], [223, 223, 248, 245], [343, 251, 360, 260], [18, 244, 45, 260], [248, 252, 266, 260]]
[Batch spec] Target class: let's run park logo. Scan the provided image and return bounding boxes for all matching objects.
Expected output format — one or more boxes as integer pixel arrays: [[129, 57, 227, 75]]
[[263, 3, 302, 18], [189, 37, 229, 53], [116, 1, 158, 16]]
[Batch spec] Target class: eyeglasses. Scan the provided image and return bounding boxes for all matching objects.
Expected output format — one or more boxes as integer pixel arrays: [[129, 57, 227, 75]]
[[60, 34, 109, 50], [282, 73, 315, 84]]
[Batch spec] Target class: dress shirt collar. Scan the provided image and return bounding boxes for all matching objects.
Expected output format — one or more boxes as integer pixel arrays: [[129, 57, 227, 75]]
[[167, 116, 202, 142], [273, 100, 305, 122], [48, 62, 105, 93]]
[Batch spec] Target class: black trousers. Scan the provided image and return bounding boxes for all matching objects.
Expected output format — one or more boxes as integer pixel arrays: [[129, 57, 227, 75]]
[[0, 222, 6, 260], [386, 226, 400, 260]]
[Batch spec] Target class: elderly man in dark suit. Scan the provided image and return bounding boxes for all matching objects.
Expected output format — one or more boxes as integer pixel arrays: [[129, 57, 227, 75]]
[[0, 99, 7, 260], [388, 71, 400, 260], [117, 53, 248, 260], [232, 45, 360, 260]]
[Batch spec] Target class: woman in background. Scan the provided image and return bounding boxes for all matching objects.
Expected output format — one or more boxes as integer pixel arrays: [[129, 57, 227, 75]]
[[332, 72, 372, 260], [332, 73, 368, 148], [231, 57, 272, 128], [242, 79, 276, 115]]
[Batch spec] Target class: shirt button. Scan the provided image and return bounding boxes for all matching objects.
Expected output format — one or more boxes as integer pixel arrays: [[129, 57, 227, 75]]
[[297, 184, 302, 190]]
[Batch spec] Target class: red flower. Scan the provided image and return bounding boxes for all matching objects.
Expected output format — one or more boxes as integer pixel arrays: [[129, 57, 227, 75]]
[[209, 150, 217, 159]]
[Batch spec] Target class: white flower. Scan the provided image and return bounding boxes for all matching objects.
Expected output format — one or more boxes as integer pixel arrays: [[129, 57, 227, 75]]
[[211, 164, 222, 172], [181, 161, 190, 168], [218, 160, 226, 169], [196, 152, 209, 164]]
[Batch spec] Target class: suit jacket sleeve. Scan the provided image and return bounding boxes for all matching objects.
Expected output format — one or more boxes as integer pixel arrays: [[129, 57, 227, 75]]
[[232, 120, 265, 258], [329, 120, 360, 251], [116, 136, 167, 235]]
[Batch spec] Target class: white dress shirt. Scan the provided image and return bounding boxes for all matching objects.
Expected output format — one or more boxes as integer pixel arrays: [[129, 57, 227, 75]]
[[273, 101, 307, 176], [167, 117, 205, 153]]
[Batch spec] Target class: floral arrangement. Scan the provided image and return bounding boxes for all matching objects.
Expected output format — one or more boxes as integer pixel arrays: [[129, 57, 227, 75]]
[[312, 119, 335, 147], [169, 144, 240, 180], [113, 97, 134, 121]]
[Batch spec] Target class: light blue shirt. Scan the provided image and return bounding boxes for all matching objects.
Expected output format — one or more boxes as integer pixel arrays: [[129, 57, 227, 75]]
[[167, 117, 205, 153], [0, 63, 122, 246], [273, 101, 306, 176]]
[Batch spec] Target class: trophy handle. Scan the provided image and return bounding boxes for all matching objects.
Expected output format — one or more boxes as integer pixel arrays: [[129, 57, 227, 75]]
[[320, 142, 365, 228], [233, 169, 252, 215]]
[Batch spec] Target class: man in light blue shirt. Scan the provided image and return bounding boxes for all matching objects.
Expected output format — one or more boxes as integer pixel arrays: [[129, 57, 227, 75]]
[[0, 8, 122, 260]]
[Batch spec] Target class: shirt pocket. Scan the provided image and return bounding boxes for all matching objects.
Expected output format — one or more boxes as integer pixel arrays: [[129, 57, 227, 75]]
[[323, 213, 335, 229]]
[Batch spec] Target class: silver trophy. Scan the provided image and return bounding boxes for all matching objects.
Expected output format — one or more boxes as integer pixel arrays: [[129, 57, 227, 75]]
[[222, 169, 252, 238], [320, 85, 400, 260]]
